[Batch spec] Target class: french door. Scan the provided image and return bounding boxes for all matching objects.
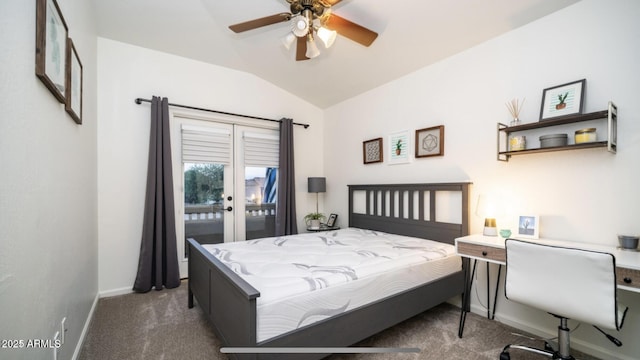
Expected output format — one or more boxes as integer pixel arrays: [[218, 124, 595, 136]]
[[172, 114, 279, 277]]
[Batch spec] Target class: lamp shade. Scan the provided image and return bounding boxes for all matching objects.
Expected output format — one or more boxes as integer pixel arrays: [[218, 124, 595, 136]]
[[308, 177, 326, 193], [305, 36, 320, 58], [281, 32, 296, 50], [291, 15, 309, 37], [317, 26, 337, 48], [475, 194, 500, 218], [476, 194, 502, 237]]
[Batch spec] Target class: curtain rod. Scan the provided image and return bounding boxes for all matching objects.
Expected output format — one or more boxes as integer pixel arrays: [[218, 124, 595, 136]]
[[134, 98, 309, 129]]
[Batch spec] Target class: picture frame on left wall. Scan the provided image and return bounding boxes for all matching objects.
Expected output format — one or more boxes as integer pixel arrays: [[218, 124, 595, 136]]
[[363, 138, 383, 164], [36, 0, 68, 103], [65, 38, 83, 124]]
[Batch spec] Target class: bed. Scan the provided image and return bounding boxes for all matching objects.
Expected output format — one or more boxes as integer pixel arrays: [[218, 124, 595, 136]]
[[187, 182, 471, 359]]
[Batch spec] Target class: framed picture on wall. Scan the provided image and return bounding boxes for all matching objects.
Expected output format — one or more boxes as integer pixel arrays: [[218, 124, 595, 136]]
[[540, 79, 585, 121], [65, 38, 83, 124], [415, 125, 444, 158], [388, 130, 411, 165], [35, 0, 69, 103], [517, 215, 539, 239], [363, 138, 383, 164]]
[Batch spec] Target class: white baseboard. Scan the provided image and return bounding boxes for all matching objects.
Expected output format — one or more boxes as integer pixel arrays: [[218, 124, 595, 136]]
[[99, 286, 133, 298], [468, 304, 633, 360], [71, 292, 99, 360]]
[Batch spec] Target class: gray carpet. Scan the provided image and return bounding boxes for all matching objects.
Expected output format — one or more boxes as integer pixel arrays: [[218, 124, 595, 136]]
[[79, 281, 599, 360]]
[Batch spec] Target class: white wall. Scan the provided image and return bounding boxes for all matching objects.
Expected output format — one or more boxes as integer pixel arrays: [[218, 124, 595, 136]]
[[0, 1, 98, 359], [324, 1, 640, 359], [97, 38, 324, 294]]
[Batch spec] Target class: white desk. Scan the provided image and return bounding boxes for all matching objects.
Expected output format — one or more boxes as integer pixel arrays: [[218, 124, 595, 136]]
[[455, 234, 640, 337]]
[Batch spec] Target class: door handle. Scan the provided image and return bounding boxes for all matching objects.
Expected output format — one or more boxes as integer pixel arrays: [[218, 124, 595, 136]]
[[226, 206, 233, 212]]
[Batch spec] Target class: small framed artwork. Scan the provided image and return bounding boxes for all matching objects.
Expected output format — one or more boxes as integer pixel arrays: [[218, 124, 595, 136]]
[[517, 215, 539, 239], [363, 138, 383, 164], [326, 213, 338, 227], [35, 0, 69, 103], [388, 130, 411, 165], [539, 79, 586, 121], [415, 125, 444, 158], [65, 38, 83, 124]]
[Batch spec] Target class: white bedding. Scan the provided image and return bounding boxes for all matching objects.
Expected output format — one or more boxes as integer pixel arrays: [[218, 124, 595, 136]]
[[203, 227, 461, 342]]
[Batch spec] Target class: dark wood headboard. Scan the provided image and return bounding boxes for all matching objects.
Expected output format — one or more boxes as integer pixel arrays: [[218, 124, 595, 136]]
[[348, 182, 471, 245]]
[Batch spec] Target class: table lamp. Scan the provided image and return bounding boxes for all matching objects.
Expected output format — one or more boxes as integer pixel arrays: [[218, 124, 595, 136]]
[[307, 177, 326, 214], [476, 194, 500, 236]]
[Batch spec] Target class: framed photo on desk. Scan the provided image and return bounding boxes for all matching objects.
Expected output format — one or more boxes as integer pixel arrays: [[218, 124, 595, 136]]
[[326, 213, 338, 227], [517, 215, 539, 239]]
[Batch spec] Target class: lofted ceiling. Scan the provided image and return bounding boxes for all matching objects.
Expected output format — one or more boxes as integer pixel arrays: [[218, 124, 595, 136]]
[[92, 0, 580, 109]]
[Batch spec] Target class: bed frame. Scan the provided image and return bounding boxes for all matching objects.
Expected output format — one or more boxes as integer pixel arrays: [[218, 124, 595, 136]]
[[187, 182, 471, 360]]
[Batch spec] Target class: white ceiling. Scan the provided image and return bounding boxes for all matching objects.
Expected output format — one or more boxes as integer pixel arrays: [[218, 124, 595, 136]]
[[92, 0, 580, 109]]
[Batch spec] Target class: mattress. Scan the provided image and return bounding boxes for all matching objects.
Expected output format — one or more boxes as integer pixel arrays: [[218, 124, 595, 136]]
[[203, 227, 461, 342]]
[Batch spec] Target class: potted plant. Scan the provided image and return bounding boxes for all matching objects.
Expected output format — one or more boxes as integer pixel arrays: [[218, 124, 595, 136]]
[[395, 139, 402, 156], [304, 212, 325, 229], [555, 92, 568, 110]]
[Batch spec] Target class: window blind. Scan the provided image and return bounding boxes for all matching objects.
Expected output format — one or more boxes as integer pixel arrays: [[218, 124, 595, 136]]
[[181, 124, 231, 165], [243, 131, 279, 167]]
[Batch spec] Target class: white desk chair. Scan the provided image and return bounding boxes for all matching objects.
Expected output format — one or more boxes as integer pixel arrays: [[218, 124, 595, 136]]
[[500, 239, 628, 360]]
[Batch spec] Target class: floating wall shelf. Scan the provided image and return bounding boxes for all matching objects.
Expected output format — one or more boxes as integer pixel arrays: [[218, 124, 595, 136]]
[[497, 101, 617, 161]]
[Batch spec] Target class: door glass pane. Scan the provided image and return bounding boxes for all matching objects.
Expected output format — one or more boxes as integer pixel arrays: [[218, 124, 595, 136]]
[[245, 167, 276, 240], [184, 163, 225, 248]]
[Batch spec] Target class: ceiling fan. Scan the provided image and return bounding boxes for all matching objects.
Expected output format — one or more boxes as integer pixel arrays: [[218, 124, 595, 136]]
[[228, 0, 378, 61]]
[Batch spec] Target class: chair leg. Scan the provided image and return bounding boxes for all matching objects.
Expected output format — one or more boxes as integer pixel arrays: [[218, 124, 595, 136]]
[[500, 344, 555, 359], [557, 318, 574, 360]]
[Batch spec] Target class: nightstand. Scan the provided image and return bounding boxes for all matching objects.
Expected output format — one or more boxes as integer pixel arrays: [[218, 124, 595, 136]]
[[307, 225, 340, 232]]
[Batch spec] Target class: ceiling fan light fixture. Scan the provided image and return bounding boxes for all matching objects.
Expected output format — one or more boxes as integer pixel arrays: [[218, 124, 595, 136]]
[[281, 31, 296, 50], [291, 15, 309, 37], [227, 0, 379, 62], [316, 26, 336, 48], [306, 34, 320, 58]]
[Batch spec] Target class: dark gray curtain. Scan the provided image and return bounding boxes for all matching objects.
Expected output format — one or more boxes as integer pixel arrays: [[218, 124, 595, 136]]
[[133, 96, 180, 292], [275, 118, 298, 235]]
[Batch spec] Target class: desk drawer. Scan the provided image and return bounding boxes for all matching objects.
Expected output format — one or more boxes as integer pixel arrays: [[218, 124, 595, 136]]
[[617, 267, 640, 290], [457, 242, 506, 263]]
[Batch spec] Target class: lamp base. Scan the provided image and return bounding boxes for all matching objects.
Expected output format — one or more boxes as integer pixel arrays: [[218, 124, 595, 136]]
[[483, 227, 498, 236], [483, 218, 497, 236]]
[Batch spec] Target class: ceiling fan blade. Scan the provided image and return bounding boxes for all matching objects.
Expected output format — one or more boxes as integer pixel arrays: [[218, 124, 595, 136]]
[[324, 14, 378, 47], [229, 13, 291, 33], [323, 0, 342, 5], [296, 36, 310, 61]]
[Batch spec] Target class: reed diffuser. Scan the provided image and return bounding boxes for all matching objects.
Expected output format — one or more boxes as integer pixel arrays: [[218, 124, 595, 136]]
[[506, 98, 525, 126]]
